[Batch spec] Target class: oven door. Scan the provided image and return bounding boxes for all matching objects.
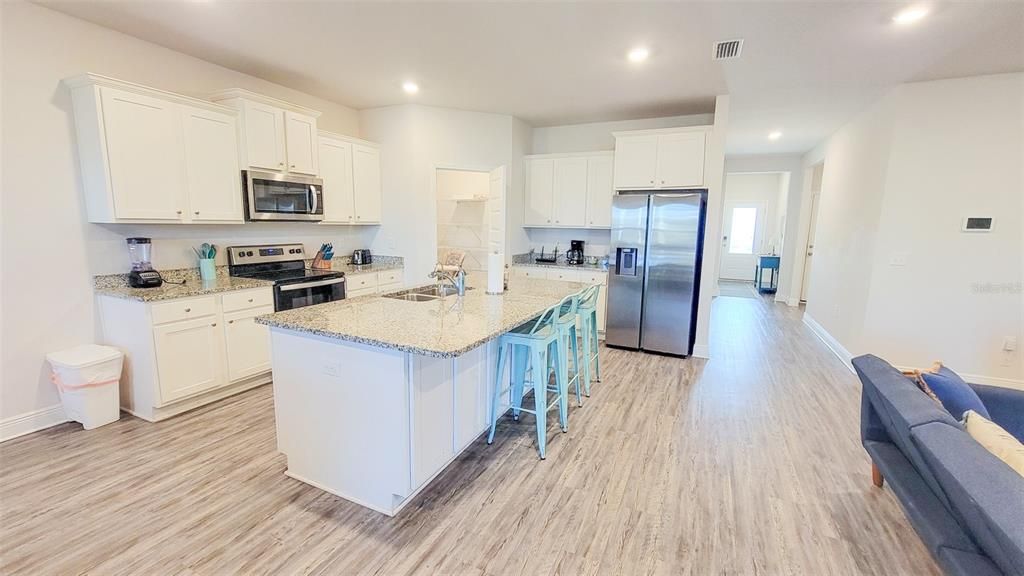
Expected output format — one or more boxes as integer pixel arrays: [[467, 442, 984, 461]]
[[274, 277, 346, 311], [244, 170, 324, 222]]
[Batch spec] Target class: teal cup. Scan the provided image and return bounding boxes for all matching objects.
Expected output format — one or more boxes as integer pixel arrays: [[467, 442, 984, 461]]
[[199, 258, 216, 281]]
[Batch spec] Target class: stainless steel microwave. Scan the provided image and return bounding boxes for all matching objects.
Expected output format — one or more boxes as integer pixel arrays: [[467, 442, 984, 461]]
[[243, 170, 324, 222]]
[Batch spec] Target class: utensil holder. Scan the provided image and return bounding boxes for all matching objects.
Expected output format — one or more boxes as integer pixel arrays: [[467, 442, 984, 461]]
[[199, 258, 216, 281]]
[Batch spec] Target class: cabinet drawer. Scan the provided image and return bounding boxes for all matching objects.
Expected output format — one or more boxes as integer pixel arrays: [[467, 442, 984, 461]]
[[347, 273, 378, 293], [545, 269, 582, 282], [579, 271, 608, 285], [378, 282, 402, 295], [221, 288, 274, 313], [347, 286, 377, 299], [515, 267, 546, 279], [150, 296, 216, 325], [378, 269, 402, 286]]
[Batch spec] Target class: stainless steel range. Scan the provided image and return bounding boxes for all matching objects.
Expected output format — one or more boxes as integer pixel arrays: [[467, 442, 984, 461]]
[[227, 243, 345, 311]]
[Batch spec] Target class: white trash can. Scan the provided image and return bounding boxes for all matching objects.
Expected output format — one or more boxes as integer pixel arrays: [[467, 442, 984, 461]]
[[46, 344, 124, 430]]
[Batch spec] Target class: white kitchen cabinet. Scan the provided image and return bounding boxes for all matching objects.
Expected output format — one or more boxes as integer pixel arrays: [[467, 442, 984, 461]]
[[524, 152, 613, 229], [319, 134, 382, 225], [411, 357, 455, 488], [224, 305, 274, 382], [524, 157, 554, 226], [545, 268, 582, 282], [210, 88, 322, 176], [516, 266, 608, 335], [65, 74, 243, 224], [613, 127, 709, 190], [182, 106, 244, 222], [319, 136, 355, 223], [153, 316, 225, 404], [655, 132, 706, 188], [97, 287, 274, 422], [352, 144, 382, 224], [552, 157, 588, 227], [284, 111, 319, 175], [240, 101, 286, 171], [97, 86, 187, 221], [586, 155, 614, 228]]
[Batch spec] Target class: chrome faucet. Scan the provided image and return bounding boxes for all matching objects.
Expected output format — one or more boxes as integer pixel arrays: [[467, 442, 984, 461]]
[[429, 263, 466, 296]]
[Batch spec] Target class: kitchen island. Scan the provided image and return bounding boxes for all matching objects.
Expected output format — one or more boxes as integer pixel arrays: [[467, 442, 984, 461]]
[[256, 274, 589, 516]]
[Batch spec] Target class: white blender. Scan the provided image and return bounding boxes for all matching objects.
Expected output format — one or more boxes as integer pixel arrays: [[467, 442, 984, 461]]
[[126, 237, 162, 288]]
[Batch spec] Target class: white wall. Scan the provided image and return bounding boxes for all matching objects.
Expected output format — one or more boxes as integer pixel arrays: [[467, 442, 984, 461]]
[[0, 2, 365, 430], [721, 172, 786, 254], [359, 105, 526, 282], [436, 169, 490, 270], [805, 73, 1023, 386]]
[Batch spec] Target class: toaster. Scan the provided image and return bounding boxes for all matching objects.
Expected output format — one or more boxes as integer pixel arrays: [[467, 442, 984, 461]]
[[352, 249, 372, 266]]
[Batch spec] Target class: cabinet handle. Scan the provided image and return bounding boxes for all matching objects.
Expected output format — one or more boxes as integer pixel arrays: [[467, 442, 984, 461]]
[[650, 180, 654, 184], [278, 162, 284, 167], [248, 298, 254, 303], [211, 323, 217, 327], [228, 320, 234, 324], [194, 211, 200, 216], [176, 210, 183, 215], [184, 308, 191, 313], [661, 180, 665, 184], [290, 164, 296, 168]]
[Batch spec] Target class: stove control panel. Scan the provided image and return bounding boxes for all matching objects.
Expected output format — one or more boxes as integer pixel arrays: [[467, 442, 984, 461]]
[[227, 244, 305, 265]]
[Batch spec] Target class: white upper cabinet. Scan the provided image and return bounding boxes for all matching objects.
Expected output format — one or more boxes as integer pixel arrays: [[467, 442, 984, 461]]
[[552, 157, 587, 227], [586, 155, 614, 228], [352, 144, 382, 224], [241, 101, 286, 171], [655, 131, 706, 188], [319, 132, 382, 225], [319, 136, 355, 223], [613, 127, 709, 190], [182, 106, 243, 222], [210, 89, 322, 176], [99, 86, 187, 221], [612, 135, 659, 189], [65, 74, 243, 224], [524, 152, 613, 229], [284, 111, 318, 175], [524, 157, 555, 226]]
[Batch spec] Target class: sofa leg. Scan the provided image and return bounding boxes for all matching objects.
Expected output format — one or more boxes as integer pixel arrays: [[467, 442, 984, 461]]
[[871, 462, 884, 488]]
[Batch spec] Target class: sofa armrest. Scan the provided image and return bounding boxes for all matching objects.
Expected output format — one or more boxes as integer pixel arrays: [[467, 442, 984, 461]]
[[970, 383, 1024, 442]]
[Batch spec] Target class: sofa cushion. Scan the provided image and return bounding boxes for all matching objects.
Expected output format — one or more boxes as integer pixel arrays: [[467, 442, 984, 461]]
[[965, 410, 1024, 477], [937, 547, 1004, 576], [972, 384, 1024, 443], [918, 363, 991, 420], [913, 421, 1024, 576], [854, 355, 962, 510]]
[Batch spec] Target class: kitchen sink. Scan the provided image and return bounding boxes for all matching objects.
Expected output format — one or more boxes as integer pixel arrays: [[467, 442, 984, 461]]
[[385, 293, 439, 302]]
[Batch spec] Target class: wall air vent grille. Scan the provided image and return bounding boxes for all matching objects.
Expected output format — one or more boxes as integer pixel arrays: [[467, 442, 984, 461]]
[[713, 39, 744, 60]]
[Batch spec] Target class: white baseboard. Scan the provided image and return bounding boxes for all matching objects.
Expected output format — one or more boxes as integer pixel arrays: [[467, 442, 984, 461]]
[[802, 313, 855, 373], [0, 404, 68, 443], [787, 297, 801, 307], [691, 344, 710, 359]]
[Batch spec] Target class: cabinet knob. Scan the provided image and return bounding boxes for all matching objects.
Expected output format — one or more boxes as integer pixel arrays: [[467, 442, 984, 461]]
[[228, 320, 234, 324], [248, 298, 253, 303], [176, 210, 183, 215], [278, 162, 284, 167], [650, 180, 654, 184], [661, 180, 665, 184], [194, 211, 200, 215], [356, 216, 361, 219], [290, 164, 296, 168], [184, 308, 191, 313], [547, 219, 551, 223], [211, 323, 217, 327]]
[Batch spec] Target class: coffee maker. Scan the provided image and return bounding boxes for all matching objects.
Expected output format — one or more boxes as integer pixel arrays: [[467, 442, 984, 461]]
[[127, 237, 163, 288], [567, 240, 585, 265]]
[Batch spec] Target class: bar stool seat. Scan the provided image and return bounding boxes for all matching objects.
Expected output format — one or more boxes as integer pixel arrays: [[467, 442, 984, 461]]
[[486, 296, 572, 459]]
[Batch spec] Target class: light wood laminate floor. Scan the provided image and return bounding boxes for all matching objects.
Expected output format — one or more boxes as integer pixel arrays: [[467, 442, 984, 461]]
[[0, 293, 940, 575]]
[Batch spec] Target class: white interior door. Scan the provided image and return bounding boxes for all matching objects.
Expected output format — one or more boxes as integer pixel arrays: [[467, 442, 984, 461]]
[[800, 192, 821, 302], [720, 202, 765, 281]]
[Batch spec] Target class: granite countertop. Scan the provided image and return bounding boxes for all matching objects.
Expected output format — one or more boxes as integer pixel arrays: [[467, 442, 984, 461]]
[[338, 261, 403, 275], [256, 275, 594, 358], [514, 260, 607, 272], [93, 269, 273, 302]]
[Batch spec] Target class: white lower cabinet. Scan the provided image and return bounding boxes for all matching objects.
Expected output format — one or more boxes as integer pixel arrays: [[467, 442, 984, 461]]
[[346, 269, 403, 298], [98, 287, 274, 422], [513, 266, 608, 335], [224, 306, 275, 382], [153, 316, 225, 404]]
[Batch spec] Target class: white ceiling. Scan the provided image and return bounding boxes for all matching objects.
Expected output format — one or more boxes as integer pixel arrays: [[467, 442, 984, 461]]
[[38, 1, 1024, 155]]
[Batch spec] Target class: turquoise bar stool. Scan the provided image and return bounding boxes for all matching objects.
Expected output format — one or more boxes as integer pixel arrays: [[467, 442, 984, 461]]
[[486, 296, 571, 460], [555, 291, 584, 407], [577, 284, 602, 397]]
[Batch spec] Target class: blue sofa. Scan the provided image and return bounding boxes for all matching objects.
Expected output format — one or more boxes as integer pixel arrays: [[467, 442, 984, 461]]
[[853, 354, 1024, 576]]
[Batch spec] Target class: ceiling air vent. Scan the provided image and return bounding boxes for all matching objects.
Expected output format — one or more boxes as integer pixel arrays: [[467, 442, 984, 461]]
[[713, 39, 743, 60]]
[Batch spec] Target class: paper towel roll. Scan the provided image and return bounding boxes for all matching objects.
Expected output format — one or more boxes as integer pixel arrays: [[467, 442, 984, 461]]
[[487, 253, 504, 294]]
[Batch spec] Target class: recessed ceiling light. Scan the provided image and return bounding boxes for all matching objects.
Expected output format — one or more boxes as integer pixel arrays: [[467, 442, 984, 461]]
[[893, 6, 929, 25], [402, 81, 419, 94], [628, 47, 649, 63], [768, 131, 782, 141]]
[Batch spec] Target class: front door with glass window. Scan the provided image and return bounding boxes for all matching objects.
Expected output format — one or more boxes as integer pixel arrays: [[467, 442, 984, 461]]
[[720, 202, 765, 281]]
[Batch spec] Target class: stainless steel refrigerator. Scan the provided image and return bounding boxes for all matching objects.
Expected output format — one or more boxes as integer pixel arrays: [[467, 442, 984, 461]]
[[606, 191, 706, 356]]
